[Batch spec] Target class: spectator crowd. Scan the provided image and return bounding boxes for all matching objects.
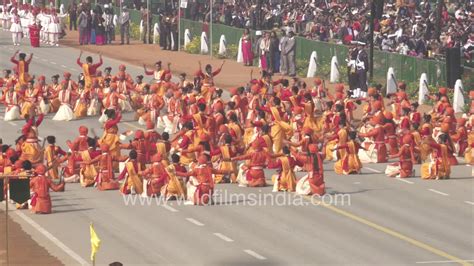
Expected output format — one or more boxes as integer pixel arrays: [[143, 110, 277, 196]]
[[184, 0, 473, 62]]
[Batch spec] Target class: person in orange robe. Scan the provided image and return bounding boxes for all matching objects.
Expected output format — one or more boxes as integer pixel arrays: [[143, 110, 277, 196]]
[[196, 60, 225, 102], [118, 150, 144, 195], [44, 136, 68, 182], [421, 134, 451, 180], [79, 138, 101, 187], [121, 130, 147, 171], [77, 51, 103, 88], [333, 131, 363, 175], [176, 154, 229, 205], [84, 144, 123, 190], [383, 111, 399, 156], [140, 152, 168, 197], [385, 135, 416, 178], [29, 164, 65, 214], [10, 50, 33, 86], [20, 113, 44, 165], [358, 115, 387, 163], [232, 139, 272, 187], [293, 144, 326, 196], [268, 146, 302, 192], [98, 109, 122, 170]]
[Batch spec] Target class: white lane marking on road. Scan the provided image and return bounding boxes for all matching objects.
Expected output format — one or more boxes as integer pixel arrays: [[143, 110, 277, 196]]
[[364, 167, 382, 173], [14, 211, 89, 265], [428, 189, 449, 196], [42, 58, 47, 62], [213, 233, 234, 242], [243, 249, 266, 260], [61, 65, 67, 68], [186, 218, 204, 226], [162, 204, 178, 212], [395, 178, 414, 184], [416, 259, 474, 264], [50, 62, 57, 65], [8, 122, 17, 126], [353, 182, 361, 185], [464, 201, 474, 206]]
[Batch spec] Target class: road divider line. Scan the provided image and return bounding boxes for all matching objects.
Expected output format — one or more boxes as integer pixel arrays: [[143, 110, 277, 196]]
[[50, 62, 57, 65], [14, 211, 89, 265], [42, 58, 47, 62], [303, 196, 472, 266], [243, 249, 266, 260], [364, 167, 382, 173], [162, 204, 178, 212], [464, 201, 474, 206], [353, 182, 361, 185], [428, 189, 449, 196], [8, 122, 17, 126], [395, 178, 414, 184], [61, 65, 67, 68], [416, 259, 474, 264], [186, 218, 204, 226], [213, 233, 234, 242]]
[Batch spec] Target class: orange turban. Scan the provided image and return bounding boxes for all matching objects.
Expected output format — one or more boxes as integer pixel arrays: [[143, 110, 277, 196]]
[[335, 83, 344, 92], [440, 123, 450, 133], [35, 164, 46, 175], [439, 87, 447, 95], [367, 87, 376, 96], [314, 78, 322, 85], [383, 111, 393, 120]]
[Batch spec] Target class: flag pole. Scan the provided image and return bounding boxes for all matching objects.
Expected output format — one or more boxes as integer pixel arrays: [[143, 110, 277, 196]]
[[5, 176, 9, 266], [209, 0, 212, 58], [178, 0, 181, 51]]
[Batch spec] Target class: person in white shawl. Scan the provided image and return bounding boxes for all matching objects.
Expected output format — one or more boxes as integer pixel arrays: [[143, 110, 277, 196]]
[[53, 83, 76, 121]]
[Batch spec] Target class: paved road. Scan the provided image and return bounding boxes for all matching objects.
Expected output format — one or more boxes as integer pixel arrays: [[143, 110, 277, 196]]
[[0, 32, 473, 266]]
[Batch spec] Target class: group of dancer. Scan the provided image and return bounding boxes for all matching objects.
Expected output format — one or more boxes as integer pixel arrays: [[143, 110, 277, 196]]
[[1, 49, 472, 213], [1, 3, 65, 46]]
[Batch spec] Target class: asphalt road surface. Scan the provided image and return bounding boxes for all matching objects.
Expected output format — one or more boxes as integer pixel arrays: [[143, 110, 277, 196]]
[[0, 32, 473, 266]]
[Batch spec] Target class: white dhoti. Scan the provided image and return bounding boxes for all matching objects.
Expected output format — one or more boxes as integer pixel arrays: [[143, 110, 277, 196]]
[[295, 174, 311, 195], [4, 106, 21, 121], [53, 104, 75, 121], [358, 141, 377, 163]]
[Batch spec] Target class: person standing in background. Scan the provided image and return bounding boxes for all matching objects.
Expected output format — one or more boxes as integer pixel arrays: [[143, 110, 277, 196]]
[[241, 28, 253, 66], [279, 30, 288, 75], [282, 31, 296, 77], [269, 31, 280, 74], [103, 5, 114, 44], [141, 7, 152, 44], [170, 10, 178, 51], [119, 6, 130, 45], [68, 1, 77, 31], [77, 7, 89, 45]]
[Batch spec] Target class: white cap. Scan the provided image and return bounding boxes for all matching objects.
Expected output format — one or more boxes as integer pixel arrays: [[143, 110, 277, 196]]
[[255, 30, 262, 36], [104, 4, 109, 8]]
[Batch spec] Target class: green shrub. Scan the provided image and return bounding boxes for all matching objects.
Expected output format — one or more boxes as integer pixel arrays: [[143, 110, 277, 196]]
[[184, 37, 201, 54], [212, 43, 239, 59]]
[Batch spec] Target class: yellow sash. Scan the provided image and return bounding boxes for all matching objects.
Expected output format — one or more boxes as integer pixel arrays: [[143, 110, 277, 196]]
[[81, 150, 97, 180], [126, 162, 143, 194], [83, 63, 92, 87], [164, 164, 185, 197], [270, 107, 293, 138], [18, 61, 28, 85], [280, 156, 296, 191]]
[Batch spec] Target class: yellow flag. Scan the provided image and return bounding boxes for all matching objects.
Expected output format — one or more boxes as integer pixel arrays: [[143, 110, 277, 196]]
[[90, 223, 101, 262]]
